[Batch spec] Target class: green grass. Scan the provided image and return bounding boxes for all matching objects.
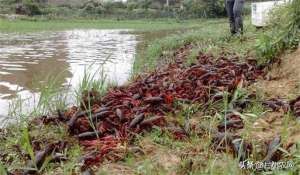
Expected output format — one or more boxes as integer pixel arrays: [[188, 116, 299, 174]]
[[133, 17, 260, 74], [0, 18, 203, 33], [0, 114, 80, 174], [1, 15, 300, 174], [256, 0, 300, 65]]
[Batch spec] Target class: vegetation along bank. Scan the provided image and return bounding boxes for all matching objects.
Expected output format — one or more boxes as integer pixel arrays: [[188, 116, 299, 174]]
[[0, 0, 300, 174]]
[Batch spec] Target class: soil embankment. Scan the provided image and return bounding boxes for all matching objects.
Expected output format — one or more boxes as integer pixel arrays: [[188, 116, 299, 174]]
[[248, 47, 300, 151], [254, 48, 300, 99]]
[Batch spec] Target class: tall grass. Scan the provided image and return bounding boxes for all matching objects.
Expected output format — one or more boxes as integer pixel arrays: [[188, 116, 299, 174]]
[[35, 72, 70, 115], [75, 63, 108, 105], [256, 0, 300, 65], [76, 66, 107, 96], [19, 127, 36, 170], [74, 63, 110, 139]]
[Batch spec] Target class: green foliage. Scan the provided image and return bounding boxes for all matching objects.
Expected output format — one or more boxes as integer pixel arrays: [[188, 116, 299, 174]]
[[182, 0, 206, 18], [289, 141, 300, 173], [256, 34, 277, 64], [0, 0, 18, 13], [81, 0, 105, 15], [256, 0, 300, 65], [136, 0, 152, 9], [180, 0, 226, 18], [19, 127, 35, 167], [21, 0, 42, 16], [25, 2, 41, 15], [34, 73, 69, 115], [205, 0, 226, 17], [1, 0, 19, 4], [2, 0, 229, 19], [61, 144, 82, 174], [127, 1, 139, 11], [134, 18, 259, 74], [77, 65, 107, 96], [0, 163, 8, 175]]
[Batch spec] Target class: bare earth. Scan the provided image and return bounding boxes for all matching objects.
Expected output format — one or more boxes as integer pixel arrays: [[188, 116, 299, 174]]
[[254, 48, 300, 99], [249, 47, 300, 152]]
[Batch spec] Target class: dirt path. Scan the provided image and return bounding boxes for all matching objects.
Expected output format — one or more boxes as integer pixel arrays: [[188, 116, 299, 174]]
[[253, 48, 300, 99]]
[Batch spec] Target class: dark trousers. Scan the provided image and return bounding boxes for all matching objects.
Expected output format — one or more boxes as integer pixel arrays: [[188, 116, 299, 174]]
[[226, 0, 245, 34]]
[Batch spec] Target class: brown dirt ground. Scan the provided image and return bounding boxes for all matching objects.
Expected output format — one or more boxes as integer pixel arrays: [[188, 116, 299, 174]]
[[249, 47, 300, 151], [253, 48, 300, 99]]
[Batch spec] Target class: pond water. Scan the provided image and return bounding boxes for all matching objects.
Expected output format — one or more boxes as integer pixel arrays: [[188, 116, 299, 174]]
[[0, 29, 138, 118]]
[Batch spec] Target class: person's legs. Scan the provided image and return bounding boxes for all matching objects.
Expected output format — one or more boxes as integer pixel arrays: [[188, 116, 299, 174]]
[[226, 0, 236, 34], [233, 0, 245, 34]]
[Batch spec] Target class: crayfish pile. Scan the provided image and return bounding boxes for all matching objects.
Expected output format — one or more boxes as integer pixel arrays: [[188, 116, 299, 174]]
[[18, 45, 270, 174], [48, 51, 263, 167]]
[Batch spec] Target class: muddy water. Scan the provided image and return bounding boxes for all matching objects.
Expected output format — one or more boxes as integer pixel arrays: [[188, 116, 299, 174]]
[[0, 29, 138, 118]]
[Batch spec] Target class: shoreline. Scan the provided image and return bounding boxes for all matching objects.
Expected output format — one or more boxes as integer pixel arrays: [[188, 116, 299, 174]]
[[1, 12, 300, 173]]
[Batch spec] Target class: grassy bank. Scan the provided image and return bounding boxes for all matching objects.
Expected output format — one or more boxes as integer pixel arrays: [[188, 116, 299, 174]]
[[133, 17, 258, 74], [0, 18, 203, 33], [1, 13, 300, 175], [130, 15, 300, 174]]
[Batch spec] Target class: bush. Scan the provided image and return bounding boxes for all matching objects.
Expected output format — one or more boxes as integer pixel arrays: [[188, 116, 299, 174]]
[[24, 1, 41, 15], [137, 0, 152, 9], [81, 0, 105, 14], [15, 0, 42, 16], [182, 0, 205, 18], [180, 0, 226, 18], [256, 0, 300, 65], [127, 2, 139, 11], [206, 0, 226, 17], [3, 0, 230, 19]]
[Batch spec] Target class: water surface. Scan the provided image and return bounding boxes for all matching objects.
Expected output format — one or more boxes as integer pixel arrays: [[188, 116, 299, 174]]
[[0, 29, 137, 117]]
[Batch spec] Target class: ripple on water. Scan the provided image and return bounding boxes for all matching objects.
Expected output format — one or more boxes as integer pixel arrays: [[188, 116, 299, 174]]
[[0, 29, 138, 117]]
